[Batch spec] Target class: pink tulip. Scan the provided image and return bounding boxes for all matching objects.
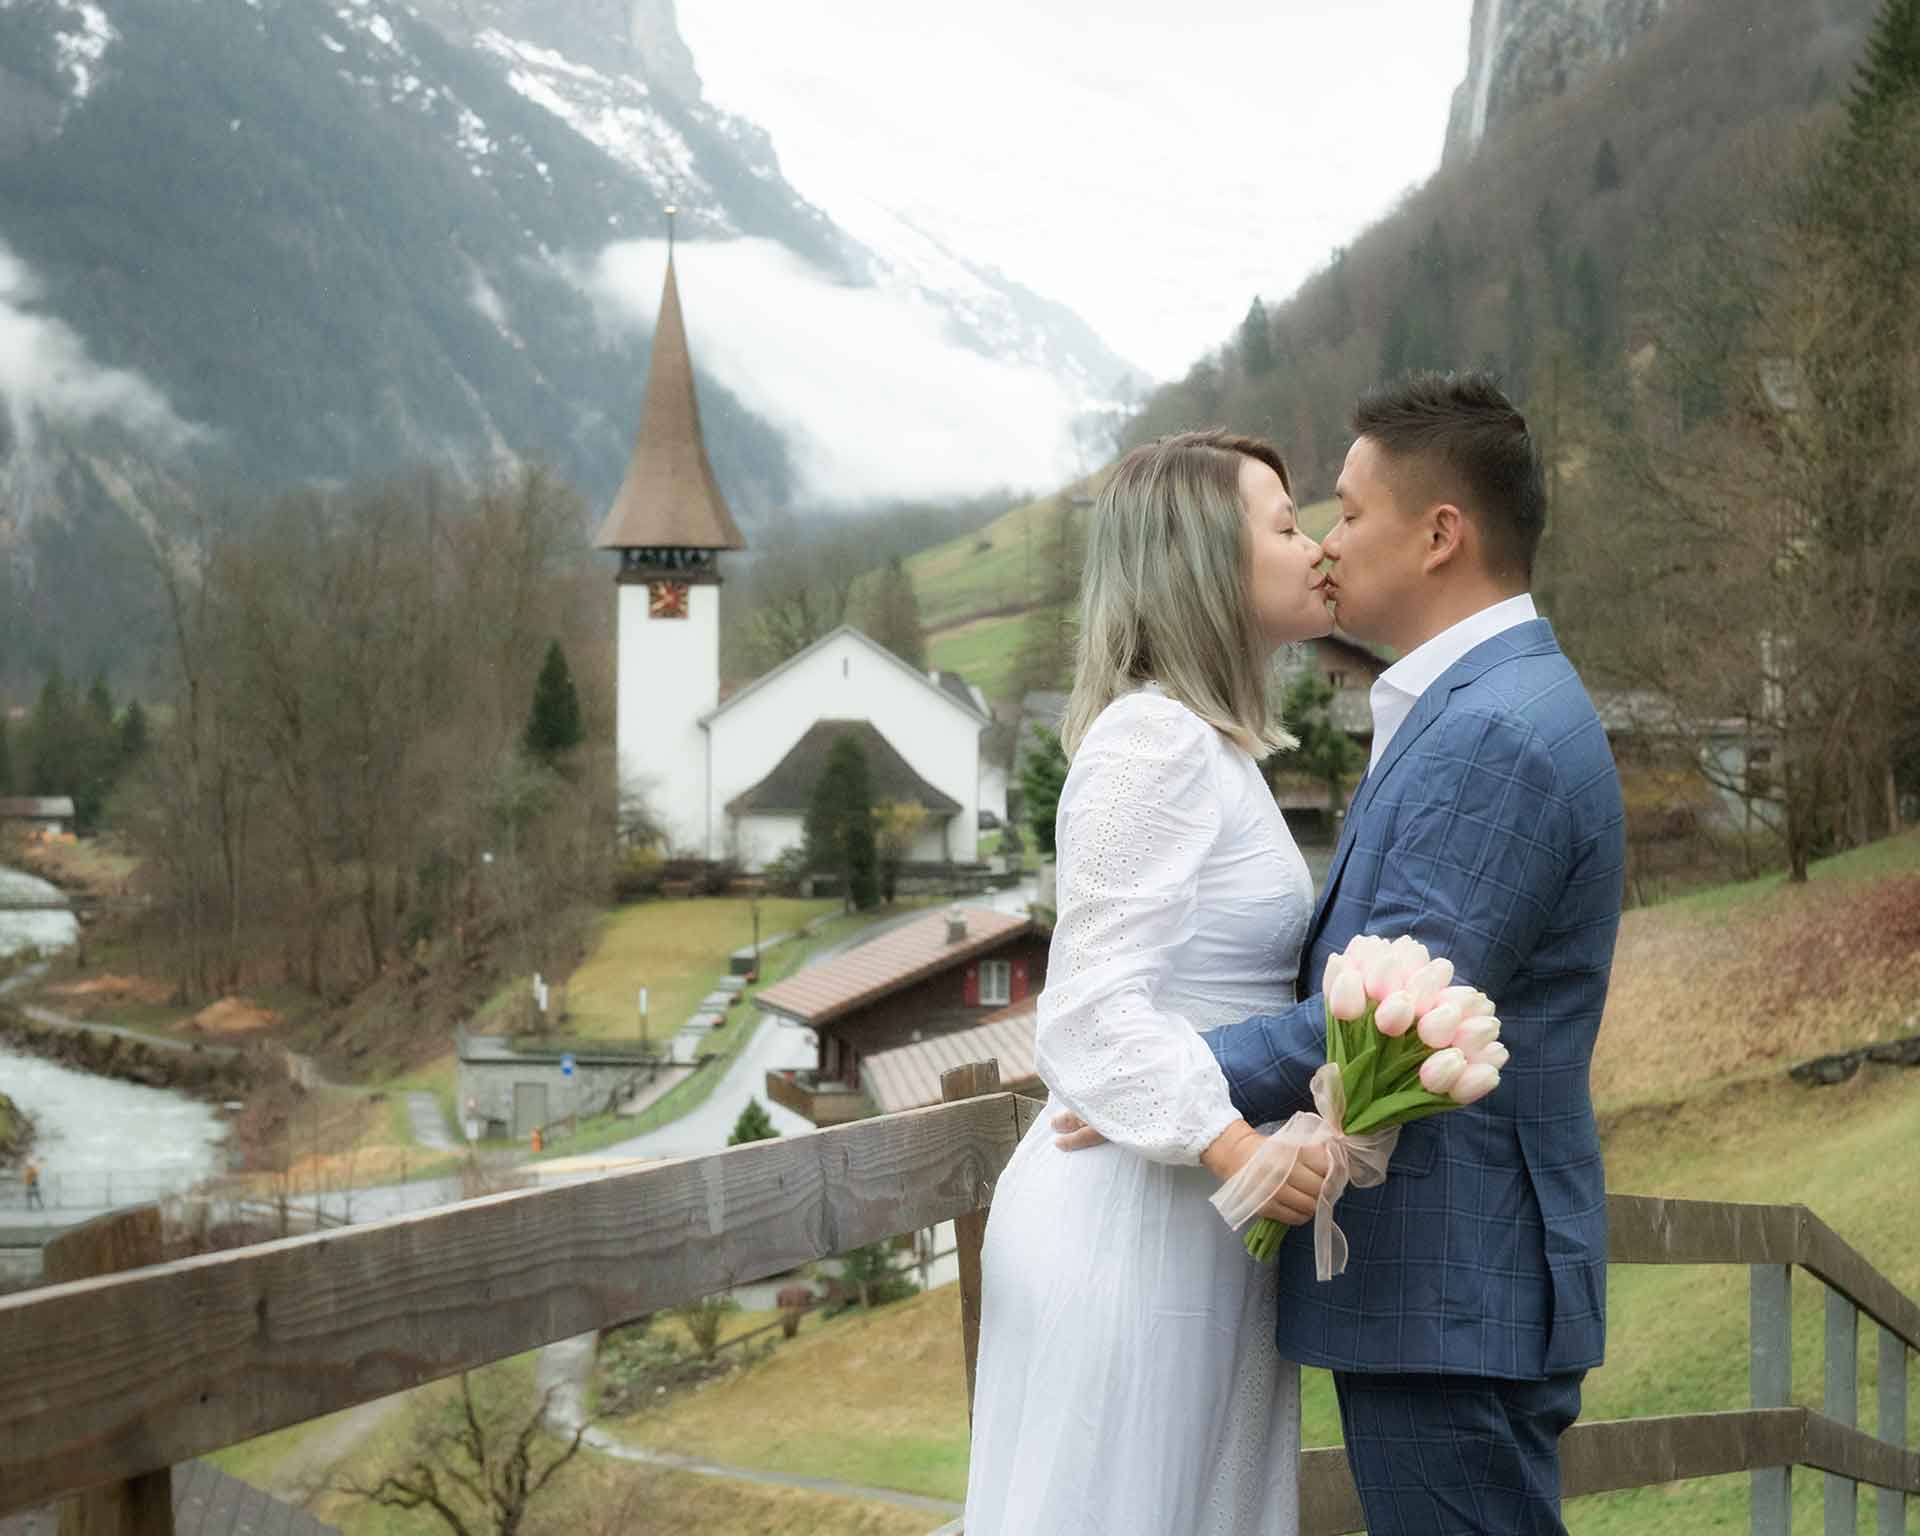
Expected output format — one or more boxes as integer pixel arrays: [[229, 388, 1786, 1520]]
[[1406, 958, 1455, 1013], [1454, 1016, 1502, 1056], [1374, 991, 1416, 1038], [1386, 936, 1430, 991], [1364, 953, 1400, 1002], [1449, 1063, 1501, 1105], [1471, 1041, 1510, 1071], [1322, 952, 1347, 998], [1342, 933, 1378, 964], [1419, 1048, 1467, 1094], [1329, 969, 1369, 1022], [1416, 1002, 1463, 1050], [1436, 985, 1495, 1020]]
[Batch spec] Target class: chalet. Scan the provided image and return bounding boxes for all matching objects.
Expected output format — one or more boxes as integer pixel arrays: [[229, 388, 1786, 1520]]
[[759, 904, 1046, 1125], [0, 798, 75, 839]]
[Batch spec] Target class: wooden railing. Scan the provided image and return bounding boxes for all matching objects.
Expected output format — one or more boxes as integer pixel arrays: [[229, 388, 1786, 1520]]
[[0, 1063, 1914, 1535]]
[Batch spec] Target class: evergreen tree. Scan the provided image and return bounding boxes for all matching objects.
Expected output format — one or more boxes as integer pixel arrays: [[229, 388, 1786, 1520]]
[[1379, 298, 1412, 382], [727, 1099, 780, 1146], [803, 733, 879, 910], [1591, 136, 1623, 192], [1280, 668, 1365, 818], [1413, 222, 1459, 370], [118, 701, 149, 765], [1239, 296, 1275, 377], [1533, 198, 1569, 325], [0, 715, 11, 795], [1019, 726, 1069, 859], [72, 674, 121, 831], [1013, 496, 1084, 697], [1848, 0, 1920, 141], [26, 667, 76, 797], [862, 557, 926, 668], [523, 640, 584, 765]]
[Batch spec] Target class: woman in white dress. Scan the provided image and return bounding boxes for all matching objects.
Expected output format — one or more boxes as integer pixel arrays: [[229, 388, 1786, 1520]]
[[963, 429, 1336, 1535]]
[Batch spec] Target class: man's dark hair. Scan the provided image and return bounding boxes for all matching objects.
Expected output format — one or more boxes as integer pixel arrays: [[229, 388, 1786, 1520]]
[[1353, 370, 1547, 580]]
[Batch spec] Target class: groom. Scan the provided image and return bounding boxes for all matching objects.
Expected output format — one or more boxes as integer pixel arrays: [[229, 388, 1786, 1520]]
[[1065, 372, 1625, 1533]]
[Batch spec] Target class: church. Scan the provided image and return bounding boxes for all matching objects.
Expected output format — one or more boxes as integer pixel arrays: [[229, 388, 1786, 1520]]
[[596, 252, 988, 869]]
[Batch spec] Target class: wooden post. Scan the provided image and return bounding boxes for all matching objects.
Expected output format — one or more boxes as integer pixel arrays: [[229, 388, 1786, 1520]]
[[1751, 1263, 1792, 1536], [940, 1059, 1002, 1428], [1824, 1289, 1858, 1535], [43, 1205, 174, 1536], [1877, 1325, 1907, 1536]]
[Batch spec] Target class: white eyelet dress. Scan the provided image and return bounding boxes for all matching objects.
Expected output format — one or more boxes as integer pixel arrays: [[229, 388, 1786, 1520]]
[[963, 686, 1315, 1536]]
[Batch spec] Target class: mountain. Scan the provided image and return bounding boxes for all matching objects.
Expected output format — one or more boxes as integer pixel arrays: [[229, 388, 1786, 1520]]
[[0, 0, 1132, 684], [1445, 0, 1671, 165]]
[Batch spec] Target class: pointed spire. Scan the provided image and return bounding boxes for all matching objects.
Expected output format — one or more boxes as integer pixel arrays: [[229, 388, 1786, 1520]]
[[594, 253, 748, 553]]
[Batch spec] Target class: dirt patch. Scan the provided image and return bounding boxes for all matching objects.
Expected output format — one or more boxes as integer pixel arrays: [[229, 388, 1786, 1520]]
[[191, 997, 280, 1036], [1595, 874, 1920, 1108], [46, 973, 174, 1011]]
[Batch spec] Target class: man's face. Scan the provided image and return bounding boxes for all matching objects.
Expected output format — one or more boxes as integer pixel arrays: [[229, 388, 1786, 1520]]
[[1321, 436, 1433, 650]]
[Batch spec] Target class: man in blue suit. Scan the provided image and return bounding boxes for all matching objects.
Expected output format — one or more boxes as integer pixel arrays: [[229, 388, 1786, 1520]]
[[1063, 372, 1626, 1532]]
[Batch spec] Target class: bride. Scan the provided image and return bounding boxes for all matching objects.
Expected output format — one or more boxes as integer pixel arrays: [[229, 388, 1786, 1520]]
[[964, 429, 1335, 1535]]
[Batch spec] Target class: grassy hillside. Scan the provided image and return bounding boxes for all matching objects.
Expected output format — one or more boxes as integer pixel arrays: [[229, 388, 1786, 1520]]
[[913, 490, 1339, 706]]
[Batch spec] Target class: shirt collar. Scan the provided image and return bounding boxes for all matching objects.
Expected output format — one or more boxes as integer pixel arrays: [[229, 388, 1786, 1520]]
[[1373, 593, 1539, 703]]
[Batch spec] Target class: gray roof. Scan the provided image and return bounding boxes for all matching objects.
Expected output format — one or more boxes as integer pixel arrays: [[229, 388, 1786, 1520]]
[[0, 798, 74, 820], [1, 1462, 339, 1536], [727, 720, 962, 818], [705, 626, 990, 727]]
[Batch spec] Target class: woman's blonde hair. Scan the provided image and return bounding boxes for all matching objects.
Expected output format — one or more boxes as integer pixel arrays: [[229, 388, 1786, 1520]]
[[1061, 428, 1297, 761]]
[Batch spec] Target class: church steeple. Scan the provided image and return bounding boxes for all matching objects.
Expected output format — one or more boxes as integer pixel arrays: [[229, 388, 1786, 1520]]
[[594, 253, 748, 561]]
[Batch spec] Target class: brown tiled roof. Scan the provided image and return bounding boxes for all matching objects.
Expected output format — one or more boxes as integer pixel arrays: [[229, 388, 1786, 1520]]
[[727, 721, 962, 818], [593, 256, 748, 553], [2, 1463, 340, 1536], [860, 998, 1040, 1114], [757, 906, 1031, 1027]]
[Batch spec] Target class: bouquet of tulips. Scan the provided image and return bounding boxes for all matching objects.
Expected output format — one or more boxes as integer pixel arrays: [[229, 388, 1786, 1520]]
[[1213, 932, 1506, 1276]]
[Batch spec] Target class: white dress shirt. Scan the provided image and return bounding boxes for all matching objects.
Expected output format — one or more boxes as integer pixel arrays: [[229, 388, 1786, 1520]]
[[1366, 593, 1539, 773]]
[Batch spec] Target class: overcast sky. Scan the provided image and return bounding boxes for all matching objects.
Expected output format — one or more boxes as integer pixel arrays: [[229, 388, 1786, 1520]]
[[679, 0, 1477, 382]]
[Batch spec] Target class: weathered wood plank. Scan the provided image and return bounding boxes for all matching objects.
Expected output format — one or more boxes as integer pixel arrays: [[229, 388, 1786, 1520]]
[[1799, 1410, 1920, 1494], [1300, 1447, 1365, 1536], [1563, 1409, 1809, 1497], [1606, 1194, 1803, 1268], [1800, 1210, 1920, 1355], [941, 1061, 1004, 1427], [47, 1207, 172, 1536], [0, 1094, 1020, 1516]]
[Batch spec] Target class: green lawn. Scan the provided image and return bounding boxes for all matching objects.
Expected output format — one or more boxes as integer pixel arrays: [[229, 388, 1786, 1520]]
[[562, 896, 840, 1042], [1669, 824, 1920, 914], [925, 612, 1029, 705]]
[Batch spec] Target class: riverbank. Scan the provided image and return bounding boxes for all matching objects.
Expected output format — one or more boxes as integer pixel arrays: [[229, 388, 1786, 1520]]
[[0, 1090, 32, 1167], [0, 1004, 261, 1102]]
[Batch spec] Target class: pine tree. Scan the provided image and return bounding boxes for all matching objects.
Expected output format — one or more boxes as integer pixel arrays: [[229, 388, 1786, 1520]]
[[0, 715, 11, 795], [1572, 248, 1612, 371], [1239, 297, 1275, 377], [1019, 726, 1069, 859], [1503, 266, 1536, 399], [118, 701, 149, 765], [26, 667, 76, 797], [1848, 0, 1920, 142], [1591, 136, 1623, 192], [728, 1099, 779, 1145], [1280, 668, 1365, 818], [523, 640, 584, 765], [73, 674, 121, 831], [804, 733, 879, 910]]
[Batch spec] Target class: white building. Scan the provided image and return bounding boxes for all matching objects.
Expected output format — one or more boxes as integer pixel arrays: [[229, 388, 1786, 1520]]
[[597, 255, 989, 868]]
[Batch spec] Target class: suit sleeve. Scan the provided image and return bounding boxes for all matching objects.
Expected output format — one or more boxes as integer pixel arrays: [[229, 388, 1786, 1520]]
[[1207, 706, 1570, 1126], [1032, 694, 1243, 1164]]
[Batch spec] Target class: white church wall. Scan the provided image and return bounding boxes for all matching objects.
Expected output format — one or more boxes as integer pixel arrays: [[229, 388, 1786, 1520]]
[[707, 631, 983, 869], [616, 581, 718, 857], [731, 812, 954, 872]]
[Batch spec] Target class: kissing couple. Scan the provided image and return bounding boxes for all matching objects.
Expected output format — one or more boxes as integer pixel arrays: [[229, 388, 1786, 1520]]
[[962, 372, 1626, 1535]]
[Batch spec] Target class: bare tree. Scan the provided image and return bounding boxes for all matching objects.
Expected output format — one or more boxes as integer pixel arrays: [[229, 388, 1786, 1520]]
[[334, 1372, 589, 1536]]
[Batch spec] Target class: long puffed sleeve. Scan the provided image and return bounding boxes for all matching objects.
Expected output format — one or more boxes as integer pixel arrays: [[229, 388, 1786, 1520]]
[[1032, 690, 1242, 1164]]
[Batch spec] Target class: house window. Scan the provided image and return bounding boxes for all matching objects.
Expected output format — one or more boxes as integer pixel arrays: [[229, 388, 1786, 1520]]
[[979, 959, 1012, 1007], [1327, 669, 1348, 688]]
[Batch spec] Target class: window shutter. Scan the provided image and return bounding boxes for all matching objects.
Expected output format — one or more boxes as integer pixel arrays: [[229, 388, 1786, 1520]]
[[963, 962, 979, 1007]]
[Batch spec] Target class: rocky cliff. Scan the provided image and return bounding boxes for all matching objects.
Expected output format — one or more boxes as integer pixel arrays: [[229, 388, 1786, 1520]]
[[1445, 0, 1672, 163]]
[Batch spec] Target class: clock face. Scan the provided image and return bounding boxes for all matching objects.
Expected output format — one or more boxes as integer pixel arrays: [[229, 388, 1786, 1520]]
[[648, 581, 690, 620]]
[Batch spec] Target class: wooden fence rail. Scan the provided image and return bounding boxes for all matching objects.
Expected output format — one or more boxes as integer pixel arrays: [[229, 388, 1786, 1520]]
[[0, 1073, 1914, 1536]]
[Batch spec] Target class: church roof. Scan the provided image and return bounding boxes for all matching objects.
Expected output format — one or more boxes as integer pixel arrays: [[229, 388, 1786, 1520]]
[[594, 256, 748, 553], [704, 626, 991, 728], [727, 720, 963, 819]]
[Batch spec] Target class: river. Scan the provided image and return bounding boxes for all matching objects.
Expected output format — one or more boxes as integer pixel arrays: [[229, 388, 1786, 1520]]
[[1, 864, 227, 1214]]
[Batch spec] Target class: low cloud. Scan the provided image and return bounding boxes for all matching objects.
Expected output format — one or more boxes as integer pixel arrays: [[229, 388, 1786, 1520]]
[[0, 240, 203, 452], [584, 238, 1079, 504]]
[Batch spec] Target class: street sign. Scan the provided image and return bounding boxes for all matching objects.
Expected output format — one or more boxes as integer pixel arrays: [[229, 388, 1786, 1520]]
[[560, 1053, 575, 1078]]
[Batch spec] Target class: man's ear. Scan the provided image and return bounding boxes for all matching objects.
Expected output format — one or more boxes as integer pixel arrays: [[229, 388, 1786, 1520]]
[[1422, 503, 1468, 574]]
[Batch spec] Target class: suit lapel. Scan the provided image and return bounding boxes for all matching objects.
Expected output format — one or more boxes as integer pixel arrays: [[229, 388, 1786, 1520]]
[[1302, 619, 1560, 962]]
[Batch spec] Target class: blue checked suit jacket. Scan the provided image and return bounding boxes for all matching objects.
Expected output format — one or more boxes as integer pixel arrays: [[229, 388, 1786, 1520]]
[[1208, 618, 1625, 1381]]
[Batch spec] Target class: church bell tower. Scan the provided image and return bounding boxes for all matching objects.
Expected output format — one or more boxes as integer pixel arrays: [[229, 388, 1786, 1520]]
[[595, 242, 746, 857]]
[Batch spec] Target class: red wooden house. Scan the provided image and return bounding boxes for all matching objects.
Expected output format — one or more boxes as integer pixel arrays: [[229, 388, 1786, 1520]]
[[759, 905, 1047, 1124]]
